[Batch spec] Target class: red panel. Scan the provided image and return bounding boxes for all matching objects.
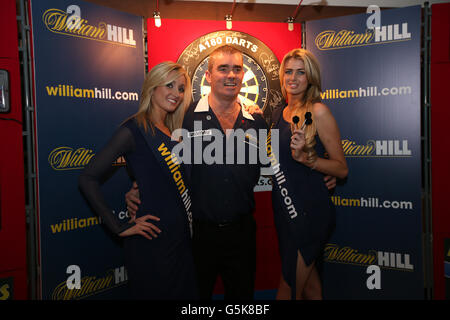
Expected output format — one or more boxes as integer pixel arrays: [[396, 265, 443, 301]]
[[0, 0, 28, 300], [147, 19, 301, 69], [430, 62, 450, 299], [255, 226, 281, 291], [254, 192, 281, 290], [0, 269, 28, 300], [0, 0, 19, 60], [431, 3, 450, 299], [0, 60, 27, 269], [254, 191, 275, 228], [430, 65, 450, 234], [432, 233, 449, 300], [431, 3, 450, 63]]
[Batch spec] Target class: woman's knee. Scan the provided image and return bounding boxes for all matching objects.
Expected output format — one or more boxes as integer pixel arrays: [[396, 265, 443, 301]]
[[276, 275, 292, 300], [302, 268, 323, 300]]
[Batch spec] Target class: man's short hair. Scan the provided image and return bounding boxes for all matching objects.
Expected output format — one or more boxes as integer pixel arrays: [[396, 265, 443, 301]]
[[208, 45, 243, 71]]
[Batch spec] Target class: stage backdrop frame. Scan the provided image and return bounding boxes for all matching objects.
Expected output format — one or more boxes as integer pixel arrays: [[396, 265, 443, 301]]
[[29, 0, 145, 299], [305, 5, 424, 299]]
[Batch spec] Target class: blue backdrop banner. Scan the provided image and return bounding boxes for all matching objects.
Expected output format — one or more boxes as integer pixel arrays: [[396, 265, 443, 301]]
[[30, 0, 144, 299], [305, 6, 423, 299]]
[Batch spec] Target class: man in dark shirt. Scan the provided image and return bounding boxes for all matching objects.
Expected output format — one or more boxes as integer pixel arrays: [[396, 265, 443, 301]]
[[178, 45, 268, 299]]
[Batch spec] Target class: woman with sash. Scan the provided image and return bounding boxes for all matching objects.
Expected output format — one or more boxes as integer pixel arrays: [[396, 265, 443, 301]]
[[78, 62, 198, 299], [270, 49, 348, 300]]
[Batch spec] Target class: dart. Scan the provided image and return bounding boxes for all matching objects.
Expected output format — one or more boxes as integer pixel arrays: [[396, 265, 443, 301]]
[[301, 112, 313, 130], [292, 115, 300, 129]]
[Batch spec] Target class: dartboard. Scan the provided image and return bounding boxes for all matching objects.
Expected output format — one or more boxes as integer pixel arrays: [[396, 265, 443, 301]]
[[177, 30, 283, 121]]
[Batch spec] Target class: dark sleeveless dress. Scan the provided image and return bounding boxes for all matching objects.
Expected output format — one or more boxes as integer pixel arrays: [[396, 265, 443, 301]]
[[79, 119, 198, 299], [270, 107, 336, 297]]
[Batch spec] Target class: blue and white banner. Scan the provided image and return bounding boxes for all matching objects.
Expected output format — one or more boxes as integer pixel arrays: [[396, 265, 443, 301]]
[[30, 0, 144, 299], [306, 6, 423, 299]]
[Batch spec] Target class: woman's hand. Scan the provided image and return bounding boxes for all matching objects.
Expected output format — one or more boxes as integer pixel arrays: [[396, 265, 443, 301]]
[[324, 175, 337, 190], [290, 129, 307, 163], [119, 214, 161, 240]]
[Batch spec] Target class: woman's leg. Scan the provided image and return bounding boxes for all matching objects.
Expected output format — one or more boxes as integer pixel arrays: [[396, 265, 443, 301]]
[[276, 251, 321, 300], [294, 251, 316, 300], [302, 265, 323, 300], [275, 274, 291, 300]]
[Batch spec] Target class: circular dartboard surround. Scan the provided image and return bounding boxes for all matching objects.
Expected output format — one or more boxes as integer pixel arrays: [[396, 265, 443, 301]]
[[177, 30, 284, 121]]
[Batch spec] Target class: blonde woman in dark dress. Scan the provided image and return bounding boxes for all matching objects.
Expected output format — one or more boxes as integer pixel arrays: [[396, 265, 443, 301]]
[[270, 48, 348, 300], [79, 61, 198, 299]]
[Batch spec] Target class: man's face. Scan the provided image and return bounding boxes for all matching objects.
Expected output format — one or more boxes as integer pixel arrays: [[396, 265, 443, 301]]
[[205, 52, 244, 100]]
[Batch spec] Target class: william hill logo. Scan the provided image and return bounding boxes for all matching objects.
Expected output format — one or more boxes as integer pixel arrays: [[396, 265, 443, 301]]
[[324, 243, 414, 271], [315, 23, 411, 50], [342, 139, 412, 158], [48, 146, 125, 170], [52, 267, 127, 300], [42, 8, 136, 47]]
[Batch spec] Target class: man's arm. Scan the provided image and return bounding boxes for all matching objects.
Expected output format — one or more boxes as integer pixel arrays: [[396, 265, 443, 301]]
[[126, 181, 140, 218], [324, 175, 336, 190]]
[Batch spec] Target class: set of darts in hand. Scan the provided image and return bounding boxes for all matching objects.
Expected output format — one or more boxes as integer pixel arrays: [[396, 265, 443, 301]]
[[290, 112, 313, 160], [292, 111, 312, 130]]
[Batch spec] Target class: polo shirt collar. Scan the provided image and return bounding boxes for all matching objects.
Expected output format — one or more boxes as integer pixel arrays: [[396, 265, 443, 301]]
[[194, 94, 255, 121]]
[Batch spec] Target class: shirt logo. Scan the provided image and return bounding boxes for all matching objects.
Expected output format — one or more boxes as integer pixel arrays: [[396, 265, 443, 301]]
[[187, 129, 212, 138]]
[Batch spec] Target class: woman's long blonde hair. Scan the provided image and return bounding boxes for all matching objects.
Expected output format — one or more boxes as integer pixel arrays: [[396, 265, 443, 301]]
[[279, 48, 322, 164], [133, 61, 191, 134]]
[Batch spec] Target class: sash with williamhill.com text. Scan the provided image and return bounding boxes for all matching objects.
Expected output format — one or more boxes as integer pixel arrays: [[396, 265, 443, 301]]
[[269, 106, 335, 251], [138, 124, 193, 236], [268, 107, 310, 240]]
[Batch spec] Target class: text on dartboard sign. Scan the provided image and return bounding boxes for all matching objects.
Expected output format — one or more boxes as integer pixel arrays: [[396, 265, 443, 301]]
[[199, 36, 259, 53]]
